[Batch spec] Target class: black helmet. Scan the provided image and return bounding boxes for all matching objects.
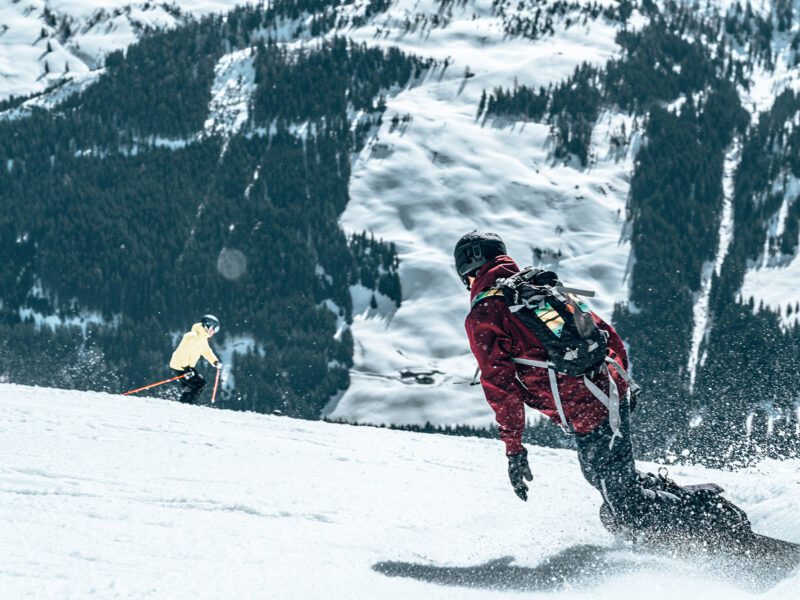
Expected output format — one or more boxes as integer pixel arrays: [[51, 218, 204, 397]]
[[453, 231, 506, 289], [201, 314, 220, 334]]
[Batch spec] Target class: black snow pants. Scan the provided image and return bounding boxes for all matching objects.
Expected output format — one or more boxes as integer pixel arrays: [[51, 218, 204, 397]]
[[172, 368, 206, 404], [574, 395, 644, 525]]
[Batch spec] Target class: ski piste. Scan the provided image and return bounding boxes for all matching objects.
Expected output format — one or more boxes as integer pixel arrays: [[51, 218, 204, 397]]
[[375, 534, 800, 593], [3, 384, 799, 599], [379, 478, 800, 593]]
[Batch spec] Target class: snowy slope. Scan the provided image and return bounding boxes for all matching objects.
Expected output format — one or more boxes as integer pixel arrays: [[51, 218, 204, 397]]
[[1, 384, 798, 599], [6, 0, 800, 430], [730, 1, 800, 328], [0, 0, 244, 102], [329, 1, 640, 427]]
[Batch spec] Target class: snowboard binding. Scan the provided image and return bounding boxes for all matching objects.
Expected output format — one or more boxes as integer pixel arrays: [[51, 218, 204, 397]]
[[600, 468, 754, 555]]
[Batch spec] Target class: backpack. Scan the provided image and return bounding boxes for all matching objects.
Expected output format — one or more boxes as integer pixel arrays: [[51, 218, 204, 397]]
[[473, 267, 608, 377], [472, 267, 640, 438]]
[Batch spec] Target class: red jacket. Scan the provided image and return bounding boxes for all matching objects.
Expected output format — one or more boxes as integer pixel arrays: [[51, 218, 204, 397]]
[[465, 256, 629, 455]]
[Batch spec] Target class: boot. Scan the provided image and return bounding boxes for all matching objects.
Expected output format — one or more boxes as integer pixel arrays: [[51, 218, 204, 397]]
[[604, 468, 753, 553]]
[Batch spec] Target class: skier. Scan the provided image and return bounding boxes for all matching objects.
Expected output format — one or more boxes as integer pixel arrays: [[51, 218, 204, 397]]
[[454, 231, 688, 536], [169, 315, 222, 404]]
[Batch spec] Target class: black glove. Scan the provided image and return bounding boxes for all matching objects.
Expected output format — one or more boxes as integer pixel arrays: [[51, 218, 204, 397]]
[[508, 448, 533, 501]]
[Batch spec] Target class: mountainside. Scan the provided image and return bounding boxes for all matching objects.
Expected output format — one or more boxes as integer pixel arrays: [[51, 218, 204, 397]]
[[0, 1, 245, 103], [2, 1, 800, 462], [1, 383, 799, 598]]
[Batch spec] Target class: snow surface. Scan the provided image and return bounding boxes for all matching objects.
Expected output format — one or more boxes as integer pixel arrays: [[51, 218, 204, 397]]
[[331, 1, 639, 427], [0, 69, 104, 120], [688, 141, 741, 391], [0, 1, 246, 102], [17, 306, 117, 337], [0, 384, 798, 598], [204, 47, 256, 147], [725, 0, 800, 327]]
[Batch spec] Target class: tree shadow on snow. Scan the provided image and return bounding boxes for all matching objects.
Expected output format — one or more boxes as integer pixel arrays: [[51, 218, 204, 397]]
[[373, 544, 643, 592]]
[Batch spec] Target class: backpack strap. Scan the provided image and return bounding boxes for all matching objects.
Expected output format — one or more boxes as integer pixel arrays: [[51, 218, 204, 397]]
[[559, 286, 596, 298], [604, 356, 642, 398], [511, 357, 575, 435], [471, 288, 504, 309], [511, 355, 639, 445], [582, 365, 622, 448]]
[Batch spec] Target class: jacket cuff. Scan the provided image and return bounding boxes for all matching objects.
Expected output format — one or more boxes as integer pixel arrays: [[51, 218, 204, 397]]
[[505, 438, 524, 456]]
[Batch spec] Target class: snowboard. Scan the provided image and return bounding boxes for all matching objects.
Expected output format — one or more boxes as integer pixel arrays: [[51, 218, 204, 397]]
[[600, 480, 800, 590]]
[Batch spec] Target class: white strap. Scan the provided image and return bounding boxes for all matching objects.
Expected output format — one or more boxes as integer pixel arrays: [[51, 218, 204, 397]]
[[583, 367, 622, 447], [511, 357, 552, 369], [512, 357, 574, 434], [513, 356, 624, 442], [547, 367, 573, 434], [605, 357, 641, 397]]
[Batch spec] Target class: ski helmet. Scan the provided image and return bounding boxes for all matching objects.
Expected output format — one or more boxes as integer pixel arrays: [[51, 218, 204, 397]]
[[453, 231, 506, 289], [201, 314, 220, 334]]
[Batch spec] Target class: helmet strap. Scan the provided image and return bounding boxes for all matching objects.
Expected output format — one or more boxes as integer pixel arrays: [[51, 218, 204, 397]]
[[470, 241, 482, 261]]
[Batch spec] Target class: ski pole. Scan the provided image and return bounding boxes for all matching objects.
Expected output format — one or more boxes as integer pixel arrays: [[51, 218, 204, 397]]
[[123, 374, 185, 396], [211, 367, 221, 404]]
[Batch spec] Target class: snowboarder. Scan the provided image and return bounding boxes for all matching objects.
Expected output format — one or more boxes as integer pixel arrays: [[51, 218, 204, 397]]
[[454, 231, 800, 566], [169, 315, 222, 404], [454, 231, 687, 534]]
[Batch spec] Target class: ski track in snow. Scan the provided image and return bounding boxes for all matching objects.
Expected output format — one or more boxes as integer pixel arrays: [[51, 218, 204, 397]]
[[331, 0, 639, 427], [0, 384, 798, 599]]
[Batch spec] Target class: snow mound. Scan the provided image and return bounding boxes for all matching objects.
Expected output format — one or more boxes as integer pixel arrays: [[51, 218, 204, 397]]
[[1, 383, 798, 599]]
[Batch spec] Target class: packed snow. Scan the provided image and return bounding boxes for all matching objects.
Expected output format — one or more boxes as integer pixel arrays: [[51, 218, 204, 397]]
[[330, 1, 640, 427], [0, 384, 798, 598]]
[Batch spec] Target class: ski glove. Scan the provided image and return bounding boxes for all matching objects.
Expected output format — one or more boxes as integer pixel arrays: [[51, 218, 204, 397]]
[[508, 447, 533, 501], [183, 368, 197, 379], [214, 361, 223, 370]]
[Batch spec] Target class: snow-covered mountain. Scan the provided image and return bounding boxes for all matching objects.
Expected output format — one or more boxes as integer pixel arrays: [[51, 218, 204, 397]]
[[3, 0, 800, 459], [331, 0, 639, 427], [1, 0, 644, 431], [0, 1, 244, 102], [1, 384, 799, 598]]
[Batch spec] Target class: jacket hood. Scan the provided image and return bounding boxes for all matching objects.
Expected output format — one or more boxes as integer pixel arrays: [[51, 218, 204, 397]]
[[470, 255, 520, 301], [191, 322, 210, 338]]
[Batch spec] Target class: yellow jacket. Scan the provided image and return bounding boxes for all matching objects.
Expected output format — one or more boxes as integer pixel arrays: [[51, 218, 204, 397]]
[[170, 323, 219, 370]]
